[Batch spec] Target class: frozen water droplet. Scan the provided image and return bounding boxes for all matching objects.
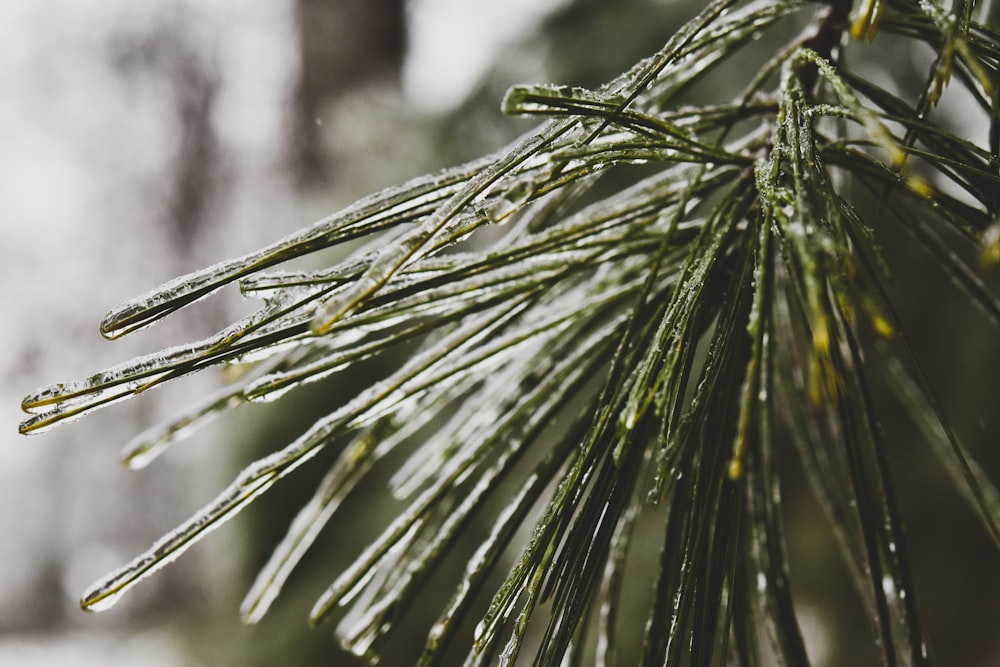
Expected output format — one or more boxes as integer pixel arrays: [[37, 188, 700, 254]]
[[881, 574, 896, 601], [81, 587, 126, 613]]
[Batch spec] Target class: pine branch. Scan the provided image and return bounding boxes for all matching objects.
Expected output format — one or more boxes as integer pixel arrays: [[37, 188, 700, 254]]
[[20, 0, 1000, 664]]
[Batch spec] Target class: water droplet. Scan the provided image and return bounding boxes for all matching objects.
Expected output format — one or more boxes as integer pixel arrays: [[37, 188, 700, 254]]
[[881, 574, 896, 601], [473, 620, 487, 643]]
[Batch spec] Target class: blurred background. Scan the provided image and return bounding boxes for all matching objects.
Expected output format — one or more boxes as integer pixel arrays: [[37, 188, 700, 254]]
[[1, 1, 998, 665]]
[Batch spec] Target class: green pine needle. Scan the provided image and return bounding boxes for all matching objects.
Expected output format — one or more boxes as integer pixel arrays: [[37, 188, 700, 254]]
[[20, 0, 1000, 664]]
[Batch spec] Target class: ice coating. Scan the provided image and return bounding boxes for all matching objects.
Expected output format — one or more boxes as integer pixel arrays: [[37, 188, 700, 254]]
[[20, 286, 331, 435], [241, 404, 437, 624], [503, 82, 743, 171], [99, 255, 254, 340], [503, 83, 626, 118], [240, 433, 377, 624], [18, 146, 704, 438], [310, 119, 575, 334], [98, 153, 495, 340], [336, 432, 531, 657], [21, 338, 213, 412], [83, 357, 413, 612], [242, 288, 486, 403], [81, 466, 279, 612], [121, 385, 249, 469], [304, 301, 611, 625], [436, 470, 535, 661], [84, 288, 542, 613], [238, 259, 368, 295], [400, 314, 614, 503], [386, 362, 520, 499], [19, 390, 137, 436]]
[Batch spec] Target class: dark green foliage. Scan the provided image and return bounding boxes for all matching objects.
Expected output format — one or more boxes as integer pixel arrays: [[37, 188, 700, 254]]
[[21, 0, 1000, 664]]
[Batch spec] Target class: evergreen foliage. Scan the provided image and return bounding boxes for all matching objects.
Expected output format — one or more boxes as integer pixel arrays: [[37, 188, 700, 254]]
[[21, 0, 1000, 664]]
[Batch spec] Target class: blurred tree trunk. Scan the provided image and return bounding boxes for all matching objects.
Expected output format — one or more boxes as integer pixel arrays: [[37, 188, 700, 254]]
[[292, 0, 406, 183]]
